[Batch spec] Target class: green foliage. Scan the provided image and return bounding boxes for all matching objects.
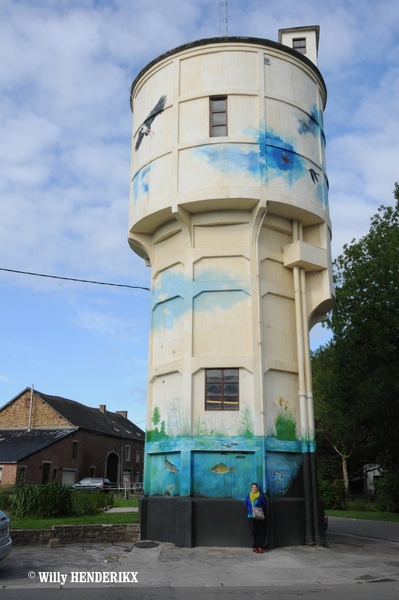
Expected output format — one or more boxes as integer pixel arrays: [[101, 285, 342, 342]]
[[71, 491, 114, 516], [374, 472, 399, 513], [318, 478, 346, 510], [270, 397, 297, 441], [151, 406, 161, 427], [313, 183, 399, 496], [9, 482, 73, 519], [147, 406, 169, 441], [0, 486, 12, 511], [3, 483, 113, 519], [237, 403, 254, 436]]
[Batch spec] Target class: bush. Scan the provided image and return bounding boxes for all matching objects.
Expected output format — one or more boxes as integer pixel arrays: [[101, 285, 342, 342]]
[[374, 473, 399, 513], [5, 483, 114, 519], [318, 478, 346, 510], [71, 491, 114, 516], [0, 486, 12, 511], [10, 482, 73, 519]]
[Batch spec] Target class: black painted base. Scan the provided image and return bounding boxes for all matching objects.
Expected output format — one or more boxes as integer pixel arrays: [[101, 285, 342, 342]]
[[139, 495, 326, 549]]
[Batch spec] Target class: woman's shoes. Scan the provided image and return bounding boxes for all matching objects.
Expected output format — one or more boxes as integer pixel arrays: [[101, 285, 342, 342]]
[[253, 547, 263, 553]]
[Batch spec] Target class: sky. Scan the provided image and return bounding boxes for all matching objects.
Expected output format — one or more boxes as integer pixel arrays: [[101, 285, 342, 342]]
[[1, 0, 398, 429]]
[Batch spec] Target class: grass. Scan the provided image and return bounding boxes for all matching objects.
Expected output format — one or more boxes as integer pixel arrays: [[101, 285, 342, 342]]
[[326, 509, 399, 522], [113, 497, 139, 508], [11, 510, 139, 530]]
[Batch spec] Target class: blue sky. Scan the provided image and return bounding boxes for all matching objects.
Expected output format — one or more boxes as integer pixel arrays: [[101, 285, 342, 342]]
[[1, 0, 398, 428]]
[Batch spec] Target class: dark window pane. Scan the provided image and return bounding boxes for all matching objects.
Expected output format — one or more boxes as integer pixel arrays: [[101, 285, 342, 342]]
[[212, 125, 227, 136], [206, 369, 222, 381], [206, 383, 221, 395], [206, 399, 222, 410], [293, 38, 306, 54], [224, 369, 238, 380], [212, 112, 226, 126], [224, 383, 238, 395], [223, 401, 239, 410], [212, 99, 226, 111]]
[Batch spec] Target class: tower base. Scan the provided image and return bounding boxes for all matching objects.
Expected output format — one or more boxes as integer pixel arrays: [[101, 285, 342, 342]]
[[139, 496, 325, 549]]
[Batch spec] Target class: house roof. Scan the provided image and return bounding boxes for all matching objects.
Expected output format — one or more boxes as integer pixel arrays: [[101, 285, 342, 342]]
[[34, 390, 145, 441], [0, 429, 74, 462], [0, 388, 145, 442]]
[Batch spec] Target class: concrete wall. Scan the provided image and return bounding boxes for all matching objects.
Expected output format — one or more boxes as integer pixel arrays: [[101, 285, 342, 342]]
[[129, 37, 334, 510]]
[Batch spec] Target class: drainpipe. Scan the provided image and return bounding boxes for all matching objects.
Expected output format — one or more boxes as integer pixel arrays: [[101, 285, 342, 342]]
[[255, 207, 267, 494], [299, 266, 321, 543], [28, 384, 34, 431], [292, 221, 314, 544]]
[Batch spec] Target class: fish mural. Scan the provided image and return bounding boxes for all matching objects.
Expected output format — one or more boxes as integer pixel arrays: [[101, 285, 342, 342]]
[[164, 457, 179, 473], [210, 462, 236, 474]]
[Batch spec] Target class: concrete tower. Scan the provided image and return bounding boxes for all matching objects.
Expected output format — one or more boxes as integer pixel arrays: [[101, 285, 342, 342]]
[[128, 27, 334, 548]]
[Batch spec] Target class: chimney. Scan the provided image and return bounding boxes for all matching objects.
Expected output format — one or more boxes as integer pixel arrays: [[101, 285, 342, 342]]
[[99, 405, 106, 413], [116, 410, 128, 419]]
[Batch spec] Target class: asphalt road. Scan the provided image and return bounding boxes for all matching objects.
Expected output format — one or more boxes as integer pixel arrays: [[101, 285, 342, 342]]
[[1, 519, 399, 599]]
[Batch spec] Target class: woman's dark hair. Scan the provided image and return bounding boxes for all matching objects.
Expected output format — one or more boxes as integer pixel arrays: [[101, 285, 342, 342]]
[[251, 483, 259, 488]]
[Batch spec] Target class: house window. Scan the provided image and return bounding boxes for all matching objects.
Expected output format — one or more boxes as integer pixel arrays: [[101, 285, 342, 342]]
[[136, 450, 140, 464], [205, 368, 239, 411], [126, 445, 131, 461], [90, 467, 95, 477], [210, 97, 227, 137], [42, 462, 51, 485], [17, 466, 26, 484], [72, 441, 78, 458], [0, 467, 3, 482], [293, 38, 306, 54]]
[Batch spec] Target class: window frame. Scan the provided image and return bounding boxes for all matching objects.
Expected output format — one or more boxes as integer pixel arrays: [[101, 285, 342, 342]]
[[292, 38, 306, 54], [209, 96, 228, 137], [126, 445, 131, 462], [72, 441, 78, 458], [205, 368, 239, 411]]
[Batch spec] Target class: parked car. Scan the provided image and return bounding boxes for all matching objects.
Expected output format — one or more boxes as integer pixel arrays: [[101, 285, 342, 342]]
[[73, 477, 113, 492], [0, 510, 12, 562]]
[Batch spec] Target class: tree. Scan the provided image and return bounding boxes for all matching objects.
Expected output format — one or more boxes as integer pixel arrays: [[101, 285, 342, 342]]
[[313, 184, 399, 496], [313, 342, 373, 502]]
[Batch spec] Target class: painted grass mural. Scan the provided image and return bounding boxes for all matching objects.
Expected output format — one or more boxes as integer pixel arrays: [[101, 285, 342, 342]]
[[145, 397, 303, 500]]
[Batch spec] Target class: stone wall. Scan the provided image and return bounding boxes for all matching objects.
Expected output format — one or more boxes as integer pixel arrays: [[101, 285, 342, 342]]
[[11, 523, 140, 546]]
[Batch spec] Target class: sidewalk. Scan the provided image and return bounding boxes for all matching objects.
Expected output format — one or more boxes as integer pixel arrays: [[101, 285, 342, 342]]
[[2, 531, 399, 589]]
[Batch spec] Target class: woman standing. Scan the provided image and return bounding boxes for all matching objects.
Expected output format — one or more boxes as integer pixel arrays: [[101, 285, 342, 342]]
[[244, 482, 267, 553]]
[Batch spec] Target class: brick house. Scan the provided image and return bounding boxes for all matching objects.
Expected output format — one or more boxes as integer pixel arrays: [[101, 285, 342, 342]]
[[0, 388, 145, 487]]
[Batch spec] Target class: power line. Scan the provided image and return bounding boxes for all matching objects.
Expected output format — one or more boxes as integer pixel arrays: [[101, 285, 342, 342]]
[[0, 267, 150, 291]]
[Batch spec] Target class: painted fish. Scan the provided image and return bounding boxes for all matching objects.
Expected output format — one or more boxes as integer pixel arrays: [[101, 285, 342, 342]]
[[164, 457, 179, 473], [210, 462, 236, 474]]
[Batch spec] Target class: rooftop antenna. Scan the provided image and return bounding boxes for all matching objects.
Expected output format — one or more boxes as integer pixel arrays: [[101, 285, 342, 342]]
[[219, 0, 228, 37]]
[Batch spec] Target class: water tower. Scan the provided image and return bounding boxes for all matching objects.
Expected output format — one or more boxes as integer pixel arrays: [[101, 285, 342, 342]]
[[128, 27, 334, 548]]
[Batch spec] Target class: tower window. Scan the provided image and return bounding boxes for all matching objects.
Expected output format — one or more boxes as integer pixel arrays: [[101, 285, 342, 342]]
[[210, 97, 227, 137], [205, 368, 239, 411], [293, 38, 306, 54]]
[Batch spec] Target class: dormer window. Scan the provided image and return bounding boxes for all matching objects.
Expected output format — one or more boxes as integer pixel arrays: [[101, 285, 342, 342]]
[[293, 38, 306, 54]]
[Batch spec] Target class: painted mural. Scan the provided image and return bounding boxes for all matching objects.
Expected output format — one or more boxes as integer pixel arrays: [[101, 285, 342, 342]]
[[189, 107, 328, 208], [144, 395, 303, 500], [269, 396, 298, 442], [131, 163, 151, 203], [151, 265, 251, 332]]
